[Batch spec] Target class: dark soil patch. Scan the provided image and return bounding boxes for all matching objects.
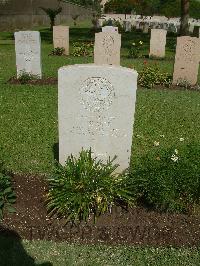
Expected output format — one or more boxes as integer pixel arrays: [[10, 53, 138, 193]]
[[1, 174, 200, 246], [8, 77, 57, 85], [7, 77, 200, 92]]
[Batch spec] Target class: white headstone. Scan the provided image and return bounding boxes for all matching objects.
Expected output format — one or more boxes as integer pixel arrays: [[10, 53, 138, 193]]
[[149, 29, 167, 58], [94, 32, 121, 66], [102, 26, 119, 33], [173, 36, 200, 86], [58, 64, 138, 172], [53, 26, 69, 55], [143, 23, 149, 33], [124, 21, 132, 32], [15, 31, 42, 78]]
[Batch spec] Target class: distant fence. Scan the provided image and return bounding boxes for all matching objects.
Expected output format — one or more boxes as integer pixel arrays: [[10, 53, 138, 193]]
[[0, 0, 93, 30]]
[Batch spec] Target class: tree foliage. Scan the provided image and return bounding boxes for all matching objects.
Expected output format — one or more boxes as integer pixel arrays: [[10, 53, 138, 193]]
[[103, 0, 200, 19]]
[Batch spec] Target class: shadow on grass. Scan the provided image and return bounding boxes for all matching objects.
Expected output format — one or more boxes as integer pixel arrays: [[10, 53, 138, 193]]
[[53, 143, 59, 161], [0, 226, 52, 266], [0, 32, 14, 41], [39, 27, 95, 44], [39, 28, 53, 44]]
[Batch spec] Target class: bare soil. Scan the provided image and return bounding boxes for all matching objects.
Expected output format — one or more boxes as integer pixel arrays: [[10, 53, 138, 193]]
[[8, 77, 57, 85], [1, 174, 200, 246]]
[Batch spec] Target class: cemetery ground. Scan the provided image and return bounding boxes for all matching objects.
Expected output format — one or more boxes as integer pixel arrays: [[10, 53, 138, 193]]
[[0, 23, 200, 265]]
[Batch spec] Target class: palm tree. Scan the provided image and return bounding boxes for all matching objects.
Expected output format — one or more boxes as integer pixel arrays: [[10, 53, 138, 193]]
[[40, 7, 62, 31], [180, 0, 189, 36]]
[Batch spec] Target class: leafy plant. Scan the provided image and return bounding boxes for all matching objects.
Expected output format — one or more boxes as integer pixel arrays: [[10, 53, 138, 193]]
[[102, 19, 113, 27], [0, 164, 16, 220], [112, 19, 125, 33], [17, 71, 40, 84], [128, 40, 144, 58], [72, 42, 94, 57], [129, 143, 200, 213], [174, 79, 192, 89], [50, 47, 65, 56], [138, 63, 172, 89], [46, 149, 134, 223]]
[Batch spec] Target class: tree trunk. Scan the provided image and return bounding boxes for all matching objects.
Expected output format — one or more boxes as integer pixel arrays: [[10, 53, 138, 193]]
[[180, 0, 189, 36], [50, 17, 55, 31]]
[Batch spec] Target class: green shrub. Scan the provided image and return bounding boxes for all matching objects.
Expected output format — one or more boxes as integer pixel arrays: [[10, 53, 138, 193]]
[[0, 163, 16, 220], [128, 40, 144, 58], [46, 149, 134, 223], [50, 47, 65, 56], [18, 71, 39, 84], [102, 19, 113, 27], [112, 20, 125, 34], [138, 63, 172, 89], [72, 42, 94, 57], [129, 143, 200, 213]]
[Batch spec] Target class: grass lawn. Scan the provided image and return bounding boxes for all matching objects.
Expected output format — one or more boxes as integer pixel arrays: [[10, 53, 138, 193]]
[[0, 26, 200, 174], [0, 23, 200, 264], [1, 237, 200, 266]]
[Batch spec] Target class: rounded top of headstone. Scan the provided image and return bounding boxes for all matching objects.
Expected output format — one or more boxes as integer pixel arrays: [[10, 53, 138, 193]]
[[53, 25, 69, 29], [58, 64, 138, 77]]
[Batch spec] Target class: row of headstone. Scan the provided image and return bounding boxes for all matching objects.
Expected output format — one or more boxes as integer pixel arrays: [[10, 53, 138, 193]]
[[13, 28, 200, 171], [100, 15, 200, 34], [58, 28, 199, 169], [14, 28, 200, 86], [14, 26, 69, 78], [14, 27, 121, 78]]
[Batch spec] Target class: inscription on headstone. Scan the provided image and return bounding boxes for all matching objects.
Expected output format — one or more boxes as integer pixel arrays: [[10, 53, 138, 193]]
[[58, 64, 138, 172], [173, 36, 200, 86], [15, 31, 42, 78], [94, 32, 121, 65]]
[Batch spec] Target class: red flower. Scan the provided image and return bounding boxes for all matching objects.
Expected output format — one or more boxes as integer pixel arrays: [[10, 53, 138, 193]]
[[143, 60, 148, 65]]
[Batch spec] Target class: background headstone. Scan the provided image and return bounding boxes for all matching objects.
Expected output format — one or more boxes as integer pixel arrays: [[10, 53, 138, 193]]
[[94, 32, 121, 65], [193, 26, 200, 37], [149, 29, 167, 58], [102, 26, 118, 33], [124, 21, 132, 32], [53, 26, 69, 55], [15, 31, 42, 78], [143, 23, 149, 33], [58, 64, 138, 172], [173, 36, 200, 86]]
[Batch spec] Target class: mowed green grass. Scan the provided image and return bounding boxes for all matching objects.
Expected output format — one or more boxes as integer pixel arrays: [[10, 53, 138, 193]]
[[1, 237, 200, 266], [0, 26, 200, 173]]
